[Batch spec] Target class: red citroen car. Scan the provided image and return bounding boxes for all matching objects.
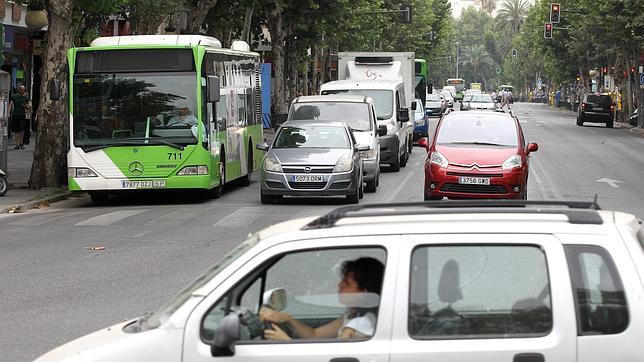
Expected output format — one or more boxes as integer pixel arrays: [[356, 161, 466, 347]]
[[419, 111, 538, 200]]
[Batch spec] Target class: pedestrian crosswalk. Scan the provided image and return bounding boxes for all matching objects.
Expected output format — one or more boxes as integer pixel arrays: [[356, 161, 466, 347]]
[[0, 203, 328, 231]]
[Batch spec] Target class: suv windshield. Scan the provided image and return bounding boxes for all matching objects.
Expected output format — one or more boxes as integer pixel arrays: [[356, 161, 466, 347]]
[[321, 89, 393, 120], [73, 72, 199, 149], [274, 125, 350, 149], [289, 102, 372, 131], [437, 115, 518, 147]]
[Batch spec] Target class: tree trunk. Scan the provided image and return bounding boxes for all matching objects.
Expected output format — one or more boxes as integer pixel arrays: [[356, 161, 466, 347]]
[[29, 0, 74, 189], [265, 0, 287, 113], [303, 56, 309, 96], [241, 6, 253, 43], [311, 44, 320, 95], [186, 0, 219, 34]]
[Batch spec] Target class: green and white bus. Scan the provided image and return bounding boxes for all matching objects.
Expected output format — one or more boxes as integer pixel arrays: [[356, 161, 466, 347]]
[[66, 35, 263, 201]]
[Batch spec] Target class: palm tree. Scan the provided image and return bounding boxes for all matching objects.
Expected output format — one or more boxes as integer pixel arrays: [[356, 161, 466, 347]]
[[461, 44, 495, 88], [480, 0, 497, 14], [496, 0, 529, 36]]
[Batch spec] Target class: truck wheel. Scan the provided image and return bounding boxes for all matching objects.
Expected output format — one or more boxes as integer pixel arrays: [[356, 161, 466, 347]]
[[401, 146, 408, 167], [390, 149, 401, 172], [365, 177, 377, 193]]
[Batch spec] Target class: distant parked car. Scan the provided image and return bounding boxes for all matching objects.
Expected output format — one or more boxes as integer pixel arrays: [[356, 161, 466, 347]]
[[257, 121, 368, 204], [412, 98, 429, 141], [441, 90, 454, 108], [577, 94, 615, 128]]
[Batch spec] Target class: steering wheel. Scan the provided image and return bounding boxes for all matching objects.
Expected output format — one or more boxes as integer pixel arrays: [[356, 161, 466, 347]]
[[169, 122, 192, 128]]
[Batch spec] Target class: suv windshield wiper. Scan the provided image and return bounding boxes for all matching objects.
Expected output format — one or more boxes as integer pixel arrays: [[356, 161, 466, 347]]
[[82, 138, 185, 152]]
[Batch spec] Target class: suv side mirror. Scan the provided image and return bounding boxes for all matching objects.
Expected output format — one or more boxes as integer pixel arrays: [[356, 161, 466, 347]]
[[377, 125, 387, 137], [207, 76, 220, 103], [211, 314, 241, 357], [397, 108, 409, 123], [50, 79, 61, 101]]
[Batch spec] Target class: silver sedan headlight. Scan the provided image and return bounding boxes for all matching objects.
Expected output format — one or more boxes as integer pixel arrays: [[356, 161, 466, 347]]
[[333, 158, 354, 173], [264, 157, 282, 172]]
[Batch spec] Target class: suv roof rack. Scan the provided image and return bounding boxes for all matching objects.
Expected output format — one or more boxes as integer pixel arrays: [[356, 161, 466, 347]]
[[302, 200, 603, 230]]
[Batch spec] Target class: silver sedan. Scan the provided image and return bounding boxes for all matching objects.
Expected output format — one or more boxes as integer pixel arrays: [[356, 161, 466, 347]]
[[257, 120, 368, 204]]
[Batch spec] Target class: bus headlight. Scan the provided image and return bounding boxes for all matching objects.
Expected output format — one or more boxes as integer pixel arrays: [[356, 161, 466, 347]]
[[68, 167, 97, 178], [177, 165, 209, 175], [264, 157, 282, 172]]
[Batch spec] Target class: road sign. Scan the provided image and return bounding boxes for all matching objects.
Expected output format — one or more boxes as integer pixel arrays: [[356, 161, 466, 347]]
[[640, 73, 644, 89]]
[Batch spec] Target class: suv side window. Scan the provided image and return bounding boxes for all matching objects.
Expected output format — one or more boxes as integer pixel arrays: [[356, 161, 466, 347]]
[[409, 245, 552, 339], [565, 245, 629, 335], [201, 247, 387, 343]]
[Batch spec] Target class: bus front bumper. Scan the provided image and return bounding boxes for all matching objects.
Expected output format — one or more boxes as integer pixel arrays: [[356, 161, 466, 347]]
[[68, 174, 216, 192]]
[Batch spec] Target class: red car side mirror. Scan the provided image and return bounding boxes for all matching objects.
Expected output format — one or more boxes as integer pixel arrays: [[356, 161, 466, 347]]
[[527, 143, 539, 154], [418, 137, 429, 150]]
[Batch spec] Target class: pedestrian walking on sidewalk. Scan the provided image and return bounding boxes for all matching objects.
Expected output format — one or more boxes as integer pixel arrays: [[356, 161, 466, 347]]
[[8, 84, 30, 150]]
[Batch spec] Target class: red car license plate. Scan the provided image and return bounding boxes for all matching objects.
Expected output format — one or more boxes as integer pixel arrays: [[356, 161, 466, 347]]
[[459, 177, 490, 185]]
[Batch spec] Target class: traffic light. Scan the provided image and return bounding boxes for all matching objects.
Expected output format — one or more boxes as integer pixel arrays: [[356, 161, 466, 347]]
[[603, 67, 608, 74], [550, 3, 561, 23], [401, 4, 412, 23], [512, 49, 517, 58], [544, 22, 553, 38]]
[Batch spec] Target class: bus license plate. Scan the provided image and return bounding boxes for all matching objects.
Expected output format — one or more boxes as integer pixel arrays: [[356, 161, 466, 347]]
[[121, 180, 166, 189], [458, 177, 490, 185], [290, 175, 324, 182]]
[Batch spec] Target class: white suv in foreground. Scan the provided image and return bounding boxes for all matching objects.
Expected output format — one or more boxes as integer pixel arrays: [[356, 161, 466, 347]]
[[37, 201, 644, 362]]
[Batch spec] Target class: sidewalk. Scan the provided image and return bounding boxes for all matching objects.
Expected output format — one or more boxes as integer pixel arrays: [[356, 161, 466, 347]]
[[1, 137, 70, 213]]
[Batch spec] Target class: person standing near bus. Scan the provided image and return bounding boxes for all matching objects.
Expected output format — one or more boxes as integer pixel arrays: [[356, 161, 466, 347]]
[[9, 84, 31, 150]]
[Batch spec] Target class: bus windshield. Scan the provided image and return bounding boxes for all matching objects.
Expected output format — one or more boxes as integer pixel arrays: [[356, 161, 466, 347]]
[[73, 72, 199, 149]]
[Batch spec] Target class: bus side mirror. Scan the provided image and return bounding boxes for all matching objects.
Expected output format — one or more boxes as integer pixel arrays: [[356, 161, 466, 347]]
[[50, 79, 61, 101], [207, 76, 220, 103]]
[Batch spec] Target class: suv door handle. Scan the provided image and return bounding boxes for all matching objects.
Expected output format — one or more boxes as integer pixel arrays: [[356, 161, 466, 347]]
[[330, 358, 359, 362], [514, 353, 545, 362]]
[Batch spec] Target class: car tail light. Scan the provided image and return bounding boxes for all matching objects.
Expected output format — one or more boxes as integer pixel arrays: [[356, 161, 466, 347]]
[[581, 103, 587, 110]]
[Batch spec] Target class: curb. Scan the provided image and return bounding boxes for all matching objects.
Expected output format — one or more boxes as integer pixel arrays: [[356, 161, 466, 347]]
[[2, 189, 75, 214]]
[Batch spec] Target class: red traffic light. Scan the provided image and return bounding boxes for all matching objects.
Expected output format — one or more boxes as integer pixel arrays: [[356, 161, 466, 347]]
[[550, 3, 561, 23], [544, 22, 553, 38]]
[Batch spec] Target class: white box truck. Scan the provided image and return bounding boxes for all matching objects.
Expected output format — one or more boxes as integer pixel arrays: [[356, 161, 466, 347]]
[[320, 52, 415, 171]]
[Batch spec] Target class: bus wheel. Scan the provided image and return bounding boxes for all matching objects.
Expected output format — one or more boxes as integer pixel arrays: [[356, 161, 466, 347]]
[[208, 157, 225, 199], [89, 191, 108, 203], [239, 143, 252, 187], [0, 175, 8, 196]]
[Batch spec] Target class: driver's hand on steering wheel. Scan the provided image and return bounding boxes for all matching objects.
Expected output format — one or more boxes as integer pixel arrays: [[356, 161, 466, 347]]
[[264, 323, 291, 340], [259, 307, 290, 324]]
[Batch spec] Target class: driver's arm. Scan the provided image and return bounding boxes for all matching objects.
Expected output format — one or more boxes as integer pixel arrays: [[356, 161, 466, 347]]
[[260, 308, 342, 339]]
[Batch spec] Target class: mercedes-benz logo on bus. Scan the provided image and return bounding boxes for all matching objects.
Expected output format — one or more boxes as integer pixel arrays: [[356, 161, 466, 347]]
[[129, 161, 144, 176], [304, 166, 312, 173]]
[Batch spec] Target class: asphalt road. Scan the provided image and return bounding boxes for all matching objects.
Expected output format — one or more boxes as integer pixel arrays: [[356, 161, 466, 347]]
[[1, 102, 642, 362]]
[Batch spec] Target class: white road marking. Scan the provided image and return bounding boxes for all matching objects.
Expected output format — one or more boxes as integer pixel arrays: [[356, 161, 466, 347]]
[[595, 178, 623, 188], [76, 209, 148, 226], [213, 206, 264, 227], [386, 170, 415, 203], [530, 157, 563, 200], [9, 211, 88, 226]]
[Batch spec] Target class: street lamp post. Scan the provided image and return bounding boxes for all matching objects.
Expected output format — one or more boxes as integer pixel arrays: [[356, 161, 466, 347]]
[[455, 41, 460, 78]]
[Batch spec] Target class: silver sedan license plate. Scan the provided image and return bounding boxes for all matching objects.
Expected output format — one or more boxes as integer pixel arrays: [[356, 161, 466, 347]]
[[458, 176, 490, 185], [121, 180, 166, 189], [290, 175, 324, 182]]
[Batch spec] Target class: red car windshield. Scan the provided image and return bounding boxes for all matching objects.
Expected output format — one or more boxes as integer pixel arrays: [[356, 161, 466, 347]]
[[437, 115, 518, 147]]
